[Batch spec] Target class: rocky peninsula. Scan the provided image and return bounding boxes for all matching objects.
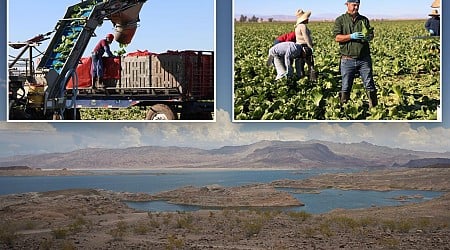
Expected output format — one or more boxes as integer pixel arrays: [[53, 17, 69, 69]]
[[0, 167, 449, 249]]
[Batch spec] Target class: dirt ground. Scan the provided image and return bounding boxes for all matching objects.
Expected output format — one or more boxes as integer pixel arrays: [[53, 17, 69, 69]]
[[0, 168, 449, 249]]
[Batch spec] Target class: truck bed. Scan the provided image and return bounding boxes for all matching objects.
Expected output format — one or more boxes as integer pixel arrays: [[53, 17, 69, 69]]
[[67, 50, 214, 101]]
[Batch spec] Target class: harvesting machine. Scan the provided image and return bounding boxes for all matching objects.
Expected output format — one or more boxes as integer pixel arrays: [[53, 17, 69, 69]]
[[8, 0, 214, 120]]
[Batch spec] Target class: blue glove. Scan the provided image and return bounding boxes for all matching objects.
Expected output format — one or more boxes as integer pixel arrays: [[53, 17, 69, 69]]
[[429, 29, 435, 35], [350, 32, 364, 40]]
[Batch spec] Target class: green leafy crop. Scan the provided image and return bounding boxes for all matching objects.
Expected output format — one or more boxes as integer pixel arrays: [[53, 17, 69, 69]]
[[115, 43, 128, 56], [234, 20, 440, 121], [361, 21, 374, 40]]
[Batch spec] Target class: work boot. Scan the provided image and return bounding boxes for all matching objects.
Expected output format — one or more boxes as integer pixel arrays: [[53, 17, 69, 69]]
[[299, 69, 306, 78], [299, 60, 306, 78], [340, 91, 350, 105], [97, 78, 105, 89], [294, 58, 305, 78], [92, 77, 98, 89], [367, 90, 378, 108], [309, 67, 317, 82]]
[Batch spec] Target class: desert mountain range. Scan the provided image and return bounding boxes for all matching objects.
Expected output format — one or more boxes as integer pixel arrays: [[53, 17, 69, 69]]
[[0, 140, 449, 170]]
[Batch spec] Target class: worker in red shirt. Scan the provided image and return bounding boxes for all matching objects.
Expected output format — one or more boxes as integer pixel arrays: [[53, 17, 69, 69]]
[[273, 31, 296, 45], [91, 33, 115, 89]]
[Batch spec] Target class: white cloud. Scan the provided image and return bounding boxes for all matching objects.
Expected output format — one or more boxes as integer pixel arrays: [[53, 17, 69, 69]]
[[0, 122, 57, 132], [249, 122, 449, 153], [120, 126, 143, 147], [133, 111, 450, 153], [0, 110, 450, 158], [274, 123, 450, 153], [396, 125, 450, 152], [140, 109, 246, 148], [0, 122, 71, 157]]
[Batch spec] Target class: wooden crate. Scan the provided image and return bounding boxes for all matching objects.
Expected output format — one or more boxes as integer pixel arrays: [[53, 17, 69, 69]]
[[120, 55, 151, 89], [118, 51, 213, 98], [151, 53, 184, 90]]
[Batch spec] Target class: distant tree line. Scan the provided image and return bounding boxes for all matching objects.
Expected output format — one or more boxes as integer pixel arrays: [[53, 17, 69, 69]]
[[236, 15, 274, 22]]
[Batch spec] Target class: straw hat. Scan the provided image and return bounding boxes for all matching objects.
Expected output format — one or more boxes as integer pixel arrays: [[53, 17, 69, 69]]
[[295, 9, 304, 18], [431, 0, 440, 8], [429, 9, 440, 16], [296, 10, 311, 25]]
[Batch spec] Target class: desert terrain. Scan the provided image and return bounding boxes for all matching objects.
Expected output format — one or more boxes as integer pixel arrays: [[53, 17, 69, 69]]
[[0, 167, 449, 249]]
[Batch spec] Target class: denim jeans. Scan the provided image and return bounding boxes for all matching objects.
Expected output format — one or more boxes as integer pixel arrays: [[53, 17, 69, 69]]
[[340, 56, 376, 92], [91, 54, 103, 78], [273, 56, 292, 80]]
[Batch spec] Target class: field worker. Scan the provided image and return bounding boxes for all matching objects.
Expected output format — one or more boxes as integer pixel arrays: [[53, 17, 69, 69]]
[[294, 9, 317, 81], [267, 42, 303, 80], [333, 0, 378, 108], [425, 9, 440, 36], [91, 33, 115, 89], [273, 31, 296, 45]]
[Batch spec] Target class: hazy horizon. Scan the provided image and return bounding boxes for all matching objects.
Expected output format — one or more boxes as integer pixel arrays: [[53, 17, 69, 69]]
[[234, 13, 429, 21]]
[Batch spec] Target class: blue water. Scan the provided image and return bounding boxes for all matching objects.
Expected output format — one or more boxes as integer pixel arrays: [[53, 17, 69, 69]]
[[0, 170, 443, 214], [0, 169, 338, 195], [290, 189, 441, 214], [126, 188, 442, 214]]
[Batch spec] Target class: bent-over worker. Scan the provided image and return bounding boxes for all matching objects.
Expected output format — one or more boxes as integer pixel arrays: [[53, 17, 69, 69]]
[[267, 42, 304, 80]]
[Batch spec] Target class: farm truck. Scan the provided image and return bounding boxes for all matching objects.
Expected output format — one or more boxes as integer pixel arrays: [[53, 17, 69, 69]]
[[8, 0, 214, 120]]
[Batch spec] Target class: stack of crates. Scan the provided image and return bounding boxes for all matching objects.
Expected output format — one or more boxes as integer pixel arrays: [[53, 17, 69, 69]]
[[66, 50, 214, 101], [119, 54, 151, 91], [120, 50, 214, 99]]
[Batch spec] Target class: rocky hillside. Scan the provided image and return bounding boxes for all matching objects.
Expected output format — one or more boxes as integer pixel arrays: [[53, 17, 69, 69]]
[[401, 158, 450, 168], [0, 140, 449, 170]]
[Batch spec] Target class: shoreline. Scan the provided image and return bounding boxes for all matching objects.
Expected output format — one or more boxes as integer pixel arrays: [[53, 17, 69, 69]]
[[0, 166, 370, 177], [0, 167, 298, 178], [1, 167, 449, 249]]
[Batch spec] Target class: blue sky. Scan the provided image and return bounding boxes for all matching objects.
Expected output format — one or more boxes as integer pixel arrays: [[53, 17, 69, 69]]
[[234, 0, 436, 19], [1, 0, 450, 158], [8, 0, 214, 56]]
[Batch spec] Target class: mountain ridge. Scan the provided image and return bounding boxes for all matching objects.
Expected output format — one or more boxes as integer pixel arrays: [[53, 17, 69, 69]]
[[0, 140, 449, 170]]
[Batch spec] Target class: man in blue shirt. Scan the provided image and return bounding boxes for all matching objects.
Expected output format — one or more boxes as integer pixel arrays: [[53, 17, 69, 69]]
[[425, 9, 440, 36]]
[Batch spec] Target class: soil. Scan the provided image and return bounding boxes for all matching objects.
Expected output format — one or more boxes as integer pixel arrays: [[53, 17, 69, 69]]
[[0, 168, 449, 249], [149, 184, 303, 207]]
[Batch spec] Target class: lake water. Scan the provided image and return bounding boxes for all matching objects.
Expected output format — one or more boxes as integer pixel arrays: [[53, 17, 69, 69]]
[[0, 169, 443, 214]]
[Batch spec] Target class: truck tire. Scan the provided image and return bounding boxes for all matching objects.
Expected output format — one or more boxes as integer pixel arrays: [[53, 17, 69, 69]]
[[146, 104, 177, 120]]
